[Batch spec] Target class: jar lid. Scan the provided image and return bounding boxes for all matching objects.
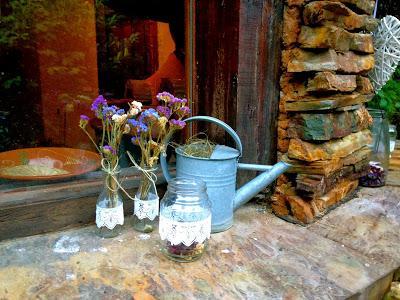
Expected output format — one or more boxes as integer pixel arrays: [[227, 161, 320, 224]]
[[367, 108, 386, 118]]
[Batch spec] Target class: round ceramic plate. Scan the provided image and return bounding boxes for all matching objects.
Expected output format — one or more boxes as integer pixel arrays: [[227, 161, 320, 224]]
[[0, 147, 101, 181]]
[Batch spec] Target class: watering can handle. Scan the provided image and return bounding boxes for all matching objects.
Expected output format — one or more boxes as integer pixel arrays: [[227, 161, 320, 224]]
[[160, 115, 243, 182]]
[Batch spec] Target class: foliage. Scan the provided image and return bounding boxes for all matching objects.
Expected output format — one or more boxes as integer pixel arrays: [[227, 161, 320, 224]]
[[95, 0, 142, 97], [0, 0, 94, 48], [368, 65, 400, 138]]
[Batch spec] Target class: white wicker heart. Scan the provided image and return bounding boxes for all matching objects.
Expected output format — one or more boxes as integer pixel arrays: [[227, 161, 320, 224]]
[[369, 15, 400, 92]]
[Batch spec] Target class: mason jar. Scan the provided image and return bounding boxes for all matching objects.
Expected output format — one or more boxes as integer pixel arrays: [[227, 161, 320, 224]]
[[389, 124, 397, 154], [159, 178, 211, 262], [360, 109, 390, 187]]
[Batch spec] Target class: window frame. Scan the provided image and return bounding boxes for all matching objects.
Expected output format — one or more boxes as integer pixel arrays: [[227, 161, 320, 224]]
[[0, 0, 192, 240]]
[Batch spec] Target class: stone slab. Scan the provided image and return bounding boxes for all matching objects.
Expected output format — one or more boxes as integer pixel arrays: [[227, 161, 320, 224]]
[[285, 92, 373, 111], [356, 76, 374, 94], [287, 107, 372, 141], [299, 26, 374, 53], [283, 6, 301, 49], [307, 72, 357, 93], [286, 0, 376, 15], [284, 146, 371, 176], [287, 129, 372, 162], [0, 201, 397, 299], [296, 164, 368, 199], [303, 1, 378, 32], [281, 73, 373, 98], [282, 49, 375, 74]]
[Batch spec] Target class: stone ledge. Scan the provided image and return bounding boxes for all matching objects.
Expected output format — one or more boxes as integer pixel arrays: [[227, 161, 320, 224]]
[[1, 186, 399, 299]]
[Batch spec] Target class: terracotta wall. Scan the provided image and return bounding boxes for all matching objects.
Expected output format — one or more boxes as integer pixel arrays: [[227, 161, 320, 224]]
[[36, 0, 98, 149], [272, 0, 377, 224], [157, 22, 176, 67]]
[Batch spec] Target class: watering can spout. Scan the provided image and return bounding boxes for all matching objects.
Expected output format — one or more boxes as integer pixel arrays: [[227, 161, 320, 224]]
[[234, 161, 291, 210]]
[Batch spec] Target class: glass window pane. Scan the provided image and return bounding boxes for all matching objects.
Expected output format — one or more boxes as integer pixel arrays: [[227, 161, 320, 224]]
[[0, 0, 185, 191]]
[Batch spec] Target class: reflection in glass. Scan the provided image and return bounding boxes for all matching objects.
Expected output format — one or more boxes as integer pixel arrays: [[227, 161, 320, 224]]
[[0, 0, 185, 188]]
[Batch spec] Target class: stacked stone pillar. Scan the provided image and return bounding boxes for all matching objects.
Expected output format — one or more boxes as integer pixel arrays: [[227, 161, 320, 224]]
[[272, 0, 377, 224]]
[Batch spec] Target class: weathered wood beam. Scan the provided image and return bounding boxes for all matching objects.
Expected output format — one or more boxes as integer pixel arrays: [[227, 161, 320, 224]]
[[194, 0, 239, 142], [236, 0, 283, 186], [303, 1, 378, 31], [299, 26, 374, 53]]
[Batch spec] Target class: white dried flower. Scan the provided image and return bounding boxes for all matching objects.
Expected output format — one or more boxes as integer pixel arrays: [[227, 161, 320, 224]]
[[124, 124, 130, 134], [112, 114, 127, 124], [131, 100, 143, 109], [129, 107, 140, 116]]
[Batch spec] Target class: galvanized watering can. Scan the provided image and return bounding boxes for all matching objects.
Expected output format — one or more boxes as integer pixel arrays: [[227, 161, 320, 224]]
[[160, 116, 291, 232]]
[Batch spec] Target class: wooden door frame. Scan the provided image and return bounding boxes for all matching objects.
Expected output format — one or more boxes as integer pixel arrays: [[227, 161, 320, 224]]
[[189, 0, 283, 183]]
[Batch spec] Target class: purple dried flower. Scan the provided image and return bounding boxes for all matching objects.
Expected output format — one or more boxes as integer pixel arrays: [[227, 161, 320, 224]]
[[102, 105, 118, 119], [156, 91, 174, 103], [128, 119, 148, 133], [177, 106, 191, 117], [167, 96, 188, 108], [169, 119, 186, 129], [116, 108, 125, 115], [131, 136, 139, 145], [103, 145, 116, 155], [80, 115, 90, 121], [91, 95, 107, 116], [139, 108, 159, 124], [156, 106, 172, 118]]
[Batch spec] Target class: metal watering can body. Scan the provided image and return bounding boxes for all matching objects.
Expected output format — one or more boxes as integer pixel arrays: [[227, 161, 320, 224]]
[[160, 116, 291, 232]]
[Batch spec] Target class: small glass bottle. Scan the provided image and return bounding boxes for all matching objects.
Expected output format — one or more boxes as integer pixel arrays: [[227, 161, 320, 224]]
[[96, 171, 124, 238], [159, 178, 211, 262], [132, 170, 159, 233], [360, 109, 390, 187]]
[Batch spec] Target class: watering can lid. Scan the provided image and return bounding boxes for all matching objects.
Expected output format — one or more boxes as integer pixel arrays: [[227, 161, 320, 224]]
[[210, 145, 240, 160]]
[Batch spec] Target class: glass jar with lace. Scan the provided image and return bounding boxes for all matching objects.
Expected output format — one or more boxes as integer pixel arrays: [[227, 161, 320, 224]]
[[96, 166, 124, 238], [159, 178, 211, 262]]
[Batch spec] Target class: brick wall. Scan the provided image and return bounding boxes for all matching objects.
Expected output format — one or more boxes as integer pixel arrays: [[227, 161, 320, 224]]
[[272, 0, 377, 224]]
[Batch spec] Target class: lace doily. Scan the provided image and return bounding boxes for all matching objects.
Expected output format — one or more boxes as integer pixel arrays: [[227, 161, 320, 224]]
[[96, 205, 124, 230], [134, 197, 159, 221], [159, 215, 211, 246], [369, 15, 400, 91]]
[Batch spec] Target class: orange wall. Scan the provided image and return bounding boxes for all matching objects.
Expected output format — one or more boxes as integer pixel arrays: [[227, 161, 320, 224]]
[[36, 0, 98, 149], [157, 22, 176, 68]]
